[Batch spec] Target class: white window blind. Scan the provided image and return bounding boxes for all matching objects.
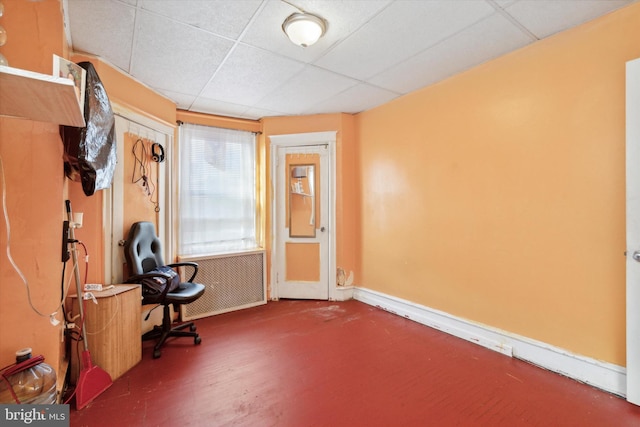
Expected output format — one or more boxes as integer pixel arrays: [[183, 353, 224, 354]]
[[178, 123, 257, 256]]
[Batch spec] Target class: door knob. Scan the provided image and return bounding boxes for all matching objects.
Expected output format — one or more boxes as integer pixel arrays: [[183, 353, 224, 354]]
[[633, 251, 640, 262], [320, 227, 326, 232]]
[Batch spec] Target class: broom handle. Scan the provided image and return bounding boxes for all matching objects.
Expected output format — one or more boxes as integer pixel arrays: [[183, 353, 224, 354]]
[[66, 200, 90, 352]]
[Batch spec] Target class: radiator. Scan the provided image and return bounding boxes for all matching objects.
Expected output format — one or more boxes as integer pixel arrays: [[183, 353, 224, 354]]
[[178, 250, 266, 321]]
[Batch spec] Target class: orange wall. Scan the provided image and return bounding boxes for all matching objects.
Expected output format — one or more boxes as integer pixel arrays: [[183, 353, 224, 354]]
[[0, 0, 67, 371], [337, 115, 359, 285], [356, 3, 640, 365]]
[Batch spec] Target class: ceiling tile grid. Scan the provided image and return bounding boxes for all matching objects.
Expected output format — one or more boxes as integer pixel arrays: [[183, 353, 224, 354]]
[[306, 82, 400, 116], [313, 0, 496, 81], [369, 12, 535, 94], [138, 0, 263, 39], [253, 64, 360, 114], [198, 44, 306, 107], [130, 9, 236, 95], [64, 0, 637, 120], [503, 0, 633, 39], [66, 0, 137, 71]]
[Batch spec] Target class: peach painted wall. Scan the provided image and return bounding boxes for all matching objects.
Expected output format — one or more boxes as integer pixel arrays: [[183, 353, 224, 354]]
[[337, 116, 359, 286], [0, 0, 67, 372], [262, 114, 358, 296], [355, 3, 640, 366]]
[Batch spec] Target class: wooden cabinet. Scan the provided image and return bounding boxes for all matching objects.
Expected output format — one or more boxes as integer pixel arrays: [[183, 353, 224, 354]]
[[70, 285, 142, 383]]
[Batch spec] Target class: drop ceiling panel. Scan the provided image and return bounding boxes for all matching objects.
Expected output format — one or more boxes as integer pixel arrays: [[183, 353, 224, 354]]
[[494, 0, 517, 6], [130, 10, 234, 95], [254, 66, 359, 114], [504, 0, 633, 39], [157, 88, 196, 110], [307, 83, 399, 115], [199, 44, 306, 106], [314, 0, 495, 80], [67, 0, 136, 72], [138, 0, 263, 39], [189, 97, 250, 118], [370, 13, 534, 94], [243, 106, 288, 120]]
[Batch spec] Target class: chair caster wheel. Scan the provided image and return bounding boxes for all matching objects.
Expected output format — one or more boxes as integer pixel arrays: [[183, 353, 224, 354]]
[[195, 336, 202, 345], [153, 349, 162, 359], [190, 324, 197, 332]]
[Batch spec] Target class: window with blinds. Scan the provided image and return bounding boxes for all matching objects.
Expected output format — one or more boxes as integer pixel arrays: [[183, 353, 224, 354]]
[[178, 123, 257, 256]]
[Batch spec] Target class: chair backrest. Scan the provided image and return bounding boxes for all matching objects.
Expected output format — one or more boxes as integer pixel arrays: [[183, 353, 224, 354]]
[[124, 222, 165, 276]]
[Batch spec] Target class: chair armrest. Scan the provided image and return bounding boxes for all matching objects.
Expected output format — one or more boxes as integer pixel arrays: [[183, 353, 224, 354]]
[[166, 262, 199, 283]]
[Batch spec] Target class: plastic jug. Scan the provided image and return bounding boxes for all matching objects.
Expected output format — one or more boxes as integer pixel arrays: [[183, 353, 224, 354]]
[[0, 348, 57, 404]]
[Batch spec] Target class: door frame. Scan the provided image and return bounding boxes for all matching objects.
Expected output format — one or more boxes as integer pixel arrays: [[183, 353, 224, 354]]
[[269, 131, 337, 300], [626, 57, 640, 405], [103, 103, 174, 285]]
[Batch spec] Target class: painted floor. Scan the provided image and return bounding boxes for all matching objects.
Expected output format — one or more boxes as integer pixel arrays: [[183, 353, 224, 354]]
[[69, 299, 640, 426]]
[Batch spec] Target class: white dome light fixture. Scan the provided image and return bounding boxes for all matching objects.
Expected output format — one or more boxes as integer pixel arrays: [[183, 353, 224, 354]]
[[282, 12, 326, 48]]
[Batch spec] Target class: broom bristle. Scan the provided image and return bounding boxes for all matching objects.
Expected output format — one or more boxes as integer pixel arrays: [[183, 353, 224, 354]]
[[75, 351, 112, 410]]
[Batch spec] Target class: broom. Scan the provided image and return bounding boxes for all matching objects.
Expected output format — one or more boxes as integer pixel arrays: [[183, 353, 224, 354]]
[[66, 200, 112, 409]]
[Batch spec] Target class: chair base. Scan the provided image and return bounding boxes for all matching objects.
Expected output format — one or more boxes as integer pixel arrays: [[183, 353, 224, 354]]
[[143, 304, 202, 358]]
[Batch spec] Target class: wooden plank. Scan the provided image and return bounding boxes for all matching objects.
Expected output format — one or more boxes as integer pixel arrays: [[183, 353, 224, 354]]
[[0, 65, 85, 127]]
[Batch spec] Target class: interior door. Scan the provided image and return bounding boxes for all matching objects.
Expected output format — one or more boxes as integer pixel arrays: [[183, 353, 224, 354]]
[[626, 57, 640, 406], [106, 109, 171, 284], [275, 145, 329, 299]]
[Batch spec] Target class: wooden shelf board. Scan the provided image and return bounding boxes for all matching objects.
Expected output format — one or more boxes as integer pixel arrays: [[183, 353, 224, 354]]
[[0, 65, 85, 127]]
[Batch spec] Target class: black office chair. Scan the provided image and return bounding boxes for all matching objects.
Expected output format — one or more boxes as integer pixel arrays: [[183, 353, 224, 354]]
[[123, 221, 205, 359]]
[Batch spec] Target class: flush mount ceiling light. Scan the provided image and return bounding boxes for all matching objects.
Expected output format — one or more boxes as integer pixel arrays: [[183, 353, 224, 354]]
[[282, 12, 326, 48]]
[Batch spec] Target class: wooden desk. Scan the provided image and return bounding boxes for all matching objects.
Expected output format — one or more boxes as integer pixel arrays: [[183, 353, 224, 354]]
[[70, 285, 142, 383]]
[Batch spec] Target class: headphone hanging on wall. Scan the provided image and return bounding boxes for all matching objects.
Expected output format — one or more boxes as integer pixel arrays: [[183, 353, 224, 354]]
[[151, 143, 165, 163]]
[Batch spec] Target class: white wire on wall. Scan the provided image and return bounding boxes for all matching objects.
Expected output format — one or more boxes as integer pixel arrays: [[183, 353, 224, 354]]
[[0, 155, 74, 323]]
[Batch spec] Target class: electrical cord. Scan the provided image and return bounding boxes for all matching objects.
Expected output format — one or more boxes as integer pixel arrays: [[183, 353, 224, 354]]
[[131, 138, 160, 212], [62, 238, 91, 404], [144, 304, 161, 320], [77, 240, 89, 285], [66, 241, 89, 337], [61, 260, 68, 326], [61, 235, 88, 330], [0, 155, 69, 320], [85, 289, 119, 335], [131, 138, 149, 189]]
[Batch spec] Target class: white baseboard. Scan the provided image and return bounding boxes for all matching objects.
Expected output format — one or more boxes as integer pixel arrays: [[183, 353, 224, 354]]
[[332, 286, 354, 301], [353, 287, 626, 397]]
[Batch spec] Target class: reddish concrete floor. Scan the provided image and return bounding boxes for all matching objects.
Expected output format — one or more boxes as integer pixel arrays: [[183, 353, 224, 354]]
[[69, 300, 640, 426]]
